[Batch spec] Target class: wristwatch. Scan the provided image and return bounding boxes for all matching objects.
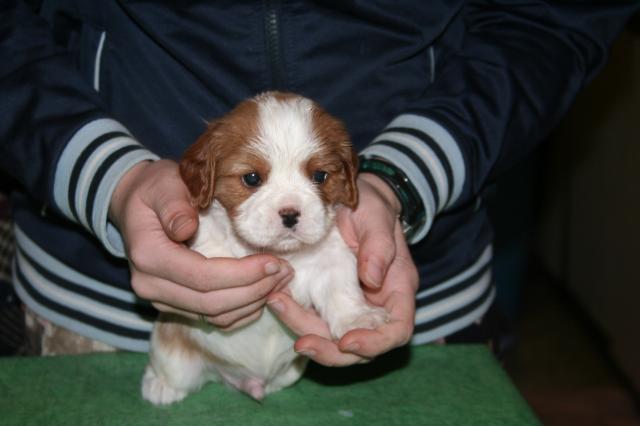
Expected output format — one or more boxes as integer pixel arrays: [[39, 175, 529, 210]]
[[358, 156, 426, 242]]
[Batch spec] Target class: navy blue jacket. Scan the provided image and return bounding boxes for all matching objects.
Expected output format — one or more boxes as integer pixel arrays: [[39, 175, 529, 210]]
[[1, 0, 636, 351]]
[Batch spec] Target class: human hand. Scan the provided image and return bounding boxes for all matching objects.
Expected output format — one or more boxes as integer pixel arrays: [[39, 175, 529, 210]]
[[109, 160, 294, 330], [267, 173, 418, 366]]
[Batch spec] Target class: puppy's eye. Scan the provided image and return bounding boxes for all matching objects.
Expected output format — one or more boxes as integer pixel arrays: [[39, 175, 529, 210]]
[[312, 170, 328, 184], [242, 172, 262, 187]]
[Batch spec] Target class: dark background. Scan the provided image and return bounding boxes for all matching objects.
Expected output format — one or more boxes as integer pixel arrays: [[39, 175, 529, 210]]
[[490, 15, 640, 425]]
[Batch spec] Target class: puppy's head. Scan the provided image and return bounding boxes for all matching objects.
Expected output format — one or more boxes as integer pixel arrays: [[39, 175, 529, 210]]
[[180, 92, 358, 253]]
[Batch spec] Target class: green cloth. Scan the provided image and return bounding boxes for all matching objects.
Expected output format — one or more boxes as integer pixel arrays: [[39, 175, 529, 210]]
[[0, 345, 539, 425]]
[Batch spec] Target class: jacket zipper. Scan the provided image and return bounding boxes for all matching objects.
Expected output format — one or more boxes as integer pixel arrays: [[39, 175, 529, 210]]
[[264, 0, 285, 90]]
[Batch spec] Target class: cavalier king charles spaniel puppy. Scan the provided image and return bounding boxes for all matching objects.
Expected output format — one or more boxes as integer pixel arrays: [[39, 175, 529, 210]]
[[142, 92, 388, 405]]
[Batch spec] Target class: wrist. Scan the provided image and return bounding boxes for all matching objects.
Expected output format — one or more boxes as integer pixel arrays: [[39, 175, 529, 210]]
[[358, 156, 425, 242], [358, 173, 402, 217], [108, 160, 153, 227]]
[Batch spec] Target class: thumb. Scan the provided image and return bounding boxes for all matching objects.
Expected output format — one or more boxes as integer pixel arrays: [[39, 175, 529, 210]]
[[356, 215, 396, 289], [162, 206, 198, 242], [150, 172, 199, 243]]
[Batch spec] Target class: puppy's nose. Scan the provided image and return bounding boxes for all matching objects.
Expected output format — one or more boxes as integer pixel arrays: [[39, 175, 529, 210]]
[[279, 208, 300, 229]]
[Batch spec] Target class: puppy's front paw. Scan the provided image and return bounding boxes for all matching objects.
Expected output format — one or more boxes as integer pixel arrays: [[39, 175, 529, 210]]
[[331, 306, 390, 339], [142, 365, 188, 406]]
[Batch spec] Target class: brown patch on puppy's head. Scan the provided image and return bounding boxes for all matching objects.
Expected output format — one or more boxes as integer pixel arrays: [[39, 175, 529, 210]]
[[179, 99, 264, 214], [308, 104, 359, 209]]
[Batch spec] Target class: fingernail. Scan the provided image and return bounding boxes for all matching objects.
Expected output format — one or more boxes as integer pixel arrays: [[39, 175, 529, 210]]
[[264, 262, 281, 275], [282, 264, 295, 279], [170, 215, 192, 234], [266, 299, 284, 314], [275, 276, 291, 292], [365, 259, 383, 288], [296, 349, 316, 358], [274, 263, 294, 282]]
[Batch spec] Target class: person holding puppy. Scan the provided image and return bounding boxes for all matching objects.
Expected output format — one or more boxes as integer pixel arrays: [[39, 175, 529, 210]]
[[1, 1, 637, 363]]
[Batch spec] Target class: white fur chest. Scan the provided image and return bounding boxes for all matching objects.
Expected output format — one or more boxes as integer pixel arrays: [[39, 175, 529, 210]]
[[183, 202, 361, 389]]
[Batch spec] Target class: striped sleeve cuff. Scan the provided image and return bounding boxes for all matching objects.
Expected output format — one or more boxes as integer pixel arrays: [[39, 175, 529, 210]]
[[53, 118, 160, 257], [360, 114, 466, 244]]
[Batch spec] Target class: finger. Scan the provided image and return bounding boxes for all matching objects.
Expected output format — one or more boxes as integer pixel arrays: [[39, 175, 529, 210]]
[[207, 298, 266, 329], [349, 174, 401, 288], [152, 301, 200, 321], [294, 334, 366, 367], [335, 207, 359, 250], [128, 233, 291, 291], [266, 292, 332, 339], [216, 308, 264, 332], [339, 287, 415, 358], [193, 253, 291, 292], [144, 161, 199, 242], [133, 265, 293, 316], [152, 301, 265, 331], [337, 317, 412, 359], [183, 270, 292, 316], [357, 219, 396, 289]]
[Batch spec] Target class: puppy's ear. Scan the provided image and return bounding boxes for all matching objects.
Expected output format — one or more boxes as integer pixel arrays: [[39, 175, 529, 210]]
[[179, 121, 221, 209], [312, 104, 359, 209], [339, 142, 359, 209]]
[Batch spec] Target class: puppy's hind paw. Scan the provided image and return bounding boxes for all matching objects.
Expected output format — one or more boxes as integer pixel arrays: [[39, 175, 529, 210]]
[[242, 377, 266, 401], [141, 365, 188, 406]]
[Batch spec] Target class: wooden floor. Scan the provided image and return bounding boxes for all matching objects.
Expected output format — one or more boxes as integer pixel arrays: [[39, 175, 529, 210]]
[[503, 273, 640, 425]]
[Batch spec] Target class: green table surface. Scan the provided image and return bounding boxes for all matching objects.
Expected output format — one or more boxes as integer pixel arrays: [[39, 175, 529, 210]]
[[0, 345, 539, 425]]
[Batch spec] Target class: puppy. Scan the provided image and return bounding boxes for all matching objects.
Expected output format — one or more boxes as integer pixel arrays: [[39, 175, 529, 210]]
[[141, 92, 388, 405]]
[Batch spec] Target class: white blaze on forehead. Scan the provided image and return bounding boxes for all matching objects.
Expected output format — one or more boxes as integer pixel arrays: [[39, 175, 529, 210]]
[[249, 95, 321, 167]]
